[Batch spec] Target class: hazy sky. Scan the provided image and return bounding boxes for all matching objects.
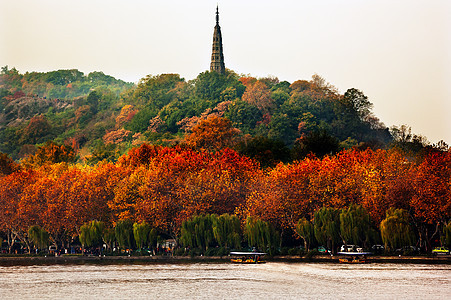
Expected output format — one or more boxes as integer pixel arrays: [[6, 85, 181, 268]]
[[1, 0, 450, 144]]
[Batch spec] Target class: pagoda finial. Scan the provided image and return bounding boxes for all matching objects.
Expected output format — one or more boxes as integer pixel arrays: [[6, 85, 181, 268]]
[[216, 5, 219, 24]]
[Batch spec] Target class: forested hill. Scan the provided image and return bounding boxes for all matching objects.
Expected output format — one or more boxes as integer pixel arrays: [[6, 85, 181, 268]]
[[0, 66, 396, 163]]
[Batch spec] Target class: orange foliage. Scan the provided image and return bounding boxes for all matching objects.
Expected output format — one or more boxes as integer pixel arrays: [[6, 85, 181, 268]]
[[239, 77, 257, 87], [410, 151, 451, 224], [241, 81, 273, 113], [115, 105, 136, 128], [0, 145, 449, 245], [184, 116, 240, 152]]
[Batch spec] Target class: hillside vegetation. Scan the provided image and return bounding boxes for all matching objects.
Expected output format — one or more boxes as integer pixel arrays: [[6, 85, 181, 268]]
[[1, 66, 394, 163], [0, 66, 450, 254]]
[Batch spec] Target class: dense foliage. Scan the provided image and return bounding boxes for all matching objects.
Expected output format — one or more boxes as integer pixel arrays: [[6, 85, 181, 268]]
[[1, 67, 396, 163], [0, 67, 449, 255], [0, 144, 449, 254]]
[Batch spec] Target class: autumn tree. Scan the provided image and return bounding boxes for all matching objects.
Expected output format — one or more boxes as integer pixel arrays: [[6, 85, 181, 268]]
[[22, 141, 75, 167], [0, 170, 38, 253], [115, 105, 136, 128], [242, 80, 273, 113], [410, 151, 451, 251], [184, 116, 240, 152], [290, 80, 311, 94], [20, 115, 52, 144], [0, 152, 20, 176], [242, 156, 322, 234]]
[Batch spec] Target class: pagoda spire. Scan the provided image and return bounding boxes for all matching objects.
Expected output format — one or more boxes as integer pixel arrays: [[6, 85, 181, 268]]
[[210, 6, 225, 74], [216, 5, 219, 24]]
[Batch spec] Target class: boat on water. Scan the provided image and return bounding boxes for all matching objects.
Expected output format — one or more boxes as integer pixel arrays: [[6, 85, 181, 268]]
[[230, 251, 267, 264], [338, 257, 369, 264], [337, 251, 372, 264]]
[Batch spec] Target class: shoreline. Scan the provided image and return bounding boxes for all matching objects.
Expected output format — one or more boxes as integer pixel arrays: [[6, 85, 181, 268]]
[[0, 254, 449, 266]]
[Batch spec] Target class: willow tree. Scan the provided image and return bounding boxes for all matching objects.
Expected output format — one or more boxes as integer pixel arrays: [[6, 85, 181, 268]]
[[296, 218, 314, 251], [133, 222, 151, 250], [380, 208, 415, 251], [441, 222, 451, 248], [79, 220, 104, 251], [314, 207, 340, 253], [180, 215, 216, 252], [339, 204, 376, 248], [115, 219, 134, 250], [133, 221, 158, 251], [245, 216, 279, 253], [102, 227, 116, 252], [212, 213, 241, 249], [28, 225, 49, 252]]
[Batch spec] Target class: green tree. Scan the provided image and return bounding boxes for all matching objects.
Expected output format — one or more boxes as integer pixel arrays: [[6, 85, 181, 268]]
[[133, 222, 151, 250], [86, 90, 101, 113], [180, 215, 216, 252], [131, 73, 184, 107], [225, 100, 262, 134], [296, 218, 314, 251], [193, 70, 244, 105], [342, 88, 373, 121], [115, 219, 135, 250], [314, 207, 340, 253], [102, 227, 116, 252], [245, 216, 279, 253], [124, 106, 158, 133], [212, 214, 241, 249], [380, 208, 415, 251], [45, 69, 84, 86], [442, 222, 451, 248], [339, 204, 375, 248], [79, 220, 104, 249], [28, 225, 49, 251]]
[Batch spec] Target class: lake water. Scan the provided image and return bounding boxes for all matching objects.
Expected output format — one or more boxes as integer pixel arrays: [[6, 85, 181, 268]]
[[0, 262, 449, 299]]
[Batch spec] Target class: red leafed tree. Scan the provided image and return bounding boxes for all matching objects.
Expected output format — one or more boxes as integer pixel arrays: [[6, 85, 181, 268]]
[[184, 116, 240, 152], [0, 170, 37, 252], [0, 152, 20, 176], [410, 151, 451, 251]]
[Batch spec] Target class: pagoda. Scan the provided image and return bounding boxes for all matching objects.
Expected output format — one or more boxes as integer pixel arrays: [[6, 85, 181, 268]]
[[210, 6, 225, 74]]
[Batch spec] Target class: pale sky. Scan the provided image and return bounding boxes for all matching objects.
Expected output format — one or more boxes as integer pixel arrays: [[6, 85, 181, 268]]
[[1, 0, 450, 144]]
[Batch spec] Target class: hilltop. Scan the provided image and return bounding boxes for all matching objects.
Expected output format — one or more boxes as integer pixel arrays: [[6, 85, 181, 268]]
[[0, 66, 413, 164]]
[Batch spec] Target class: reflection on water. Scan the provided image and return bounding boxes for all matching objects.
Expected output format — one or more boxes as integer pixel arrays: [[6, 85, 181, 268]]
[[0, 262, 449, 299]]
